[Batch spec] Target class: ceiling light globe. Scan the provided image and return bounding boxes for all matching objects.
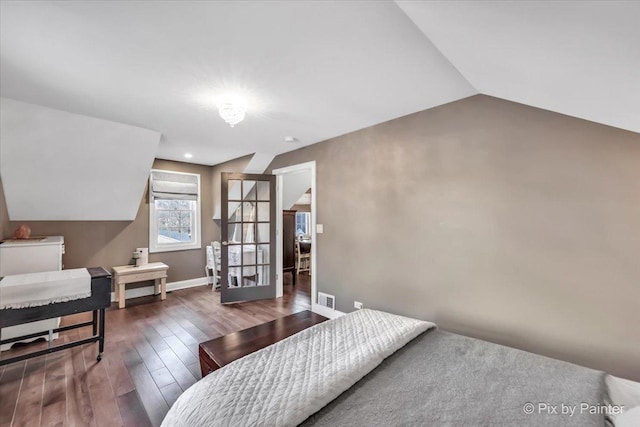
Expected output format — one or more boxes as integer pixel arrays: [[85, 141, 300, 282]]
[[217, 94, 247, 128]]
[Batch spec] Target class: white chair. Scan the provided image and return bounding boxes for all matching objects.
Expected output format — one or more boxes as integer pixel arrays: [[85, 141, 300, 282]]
[[296, 238, 311, 275], [206, 242, 222, 290]]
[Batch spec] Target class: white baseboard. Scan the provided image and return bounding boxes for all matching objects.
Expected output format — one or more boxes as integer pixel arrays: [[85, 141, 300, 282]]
[[110, 278, 347, 320], [110, 276, 209, 302], [312, 302, 346, 319]]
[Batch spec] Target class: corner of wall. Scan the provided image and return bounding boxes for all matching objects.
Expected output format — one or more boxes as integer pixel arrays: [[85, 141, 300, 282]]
[[210, 154, 254, 223], [0, 177, 9, 239]]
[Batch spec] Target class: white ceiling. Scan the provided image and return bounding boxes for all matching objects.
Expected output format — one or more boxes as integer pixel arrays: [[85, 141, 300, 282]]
[[0, 0, 474, 166], [396, 0, 640, 134], [1, 1, 637, 169]]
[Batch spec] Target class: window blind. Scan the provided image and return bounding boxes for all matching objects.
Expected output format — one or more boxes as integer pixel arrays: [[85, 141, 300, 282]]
[[150, 170, 198, 201]]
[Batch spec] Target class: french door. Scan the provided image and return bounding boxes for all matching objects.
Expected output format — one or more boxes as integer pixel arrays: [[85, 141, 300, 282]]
[[220, 173, 276, 303]]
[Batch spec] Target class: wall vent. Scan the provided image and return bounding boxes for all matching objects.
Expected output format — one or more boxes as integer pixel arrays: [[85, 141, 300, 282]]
[[318, 292, 335, 310]]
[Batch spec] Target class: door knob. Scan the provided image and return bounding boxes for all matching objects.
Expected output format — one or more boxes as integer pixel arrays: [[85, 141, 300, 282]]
[[222, 241, 228, 246]]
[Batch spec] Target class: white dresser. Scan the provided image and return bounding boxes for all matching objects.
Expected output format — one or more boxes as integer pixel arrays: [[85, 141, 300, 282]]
[[0, 236, 65, 350], [0, 235, 64, 276]]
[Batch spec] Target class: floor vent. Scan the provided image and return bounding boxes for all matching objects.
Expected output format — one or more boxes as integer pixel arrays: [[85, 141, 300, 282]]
[[318, 292, 335, 310]]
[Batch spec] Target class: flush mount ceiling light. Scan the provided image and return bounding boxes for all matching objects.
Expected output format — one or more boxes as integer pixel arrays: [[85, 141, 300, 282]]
[[217, 94, 247, 128]]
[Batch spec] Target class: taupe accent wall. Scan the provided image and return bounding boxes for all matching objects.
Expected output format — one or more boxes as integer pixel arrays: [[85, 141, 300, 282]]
[[267, 95, 640, 380]]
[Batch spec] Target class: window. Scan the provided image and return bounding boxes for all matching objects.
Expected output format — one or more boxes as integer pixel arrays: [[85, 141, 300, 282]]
[[295, 211, 311, 236], [149, 170, 201, 253]]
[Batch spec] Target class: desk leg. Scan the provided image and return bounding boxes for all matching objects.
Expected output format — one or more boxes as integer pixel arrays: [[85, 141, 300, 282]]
[[118, 282, 125, 309], [92, 310, 97, 336], [161, 277, 167, 301], [154, 278, 160, 295], [97, 308, 105, 361]]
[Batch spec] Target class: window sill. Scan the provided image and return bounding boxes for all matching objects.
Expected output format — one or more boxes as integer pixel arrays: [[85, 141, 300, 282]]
[[149, 243, 201, 254]]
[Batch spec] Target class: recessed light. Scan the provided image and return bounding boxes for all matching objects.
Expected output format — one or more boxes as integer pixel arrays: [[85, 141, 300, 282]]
[[184, 153, 193, 159], [284, 136, 299, 143]]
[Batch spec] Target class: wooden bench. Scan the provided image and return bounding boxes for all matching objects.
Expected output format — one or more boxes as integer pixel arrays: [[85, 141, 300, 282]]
[[112, 262, 169, 309], [198, 310, 328, 377]]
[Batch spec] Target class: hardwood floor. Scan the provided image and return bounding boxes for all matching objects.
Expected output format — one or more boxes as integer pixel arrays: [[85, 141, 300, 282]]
[[0, 274, 311, 427]]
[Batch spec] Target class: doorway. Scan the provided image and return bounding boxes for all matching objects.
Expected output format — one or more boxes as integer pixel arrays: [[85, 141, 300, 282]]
[[273, 161, 316, 310]]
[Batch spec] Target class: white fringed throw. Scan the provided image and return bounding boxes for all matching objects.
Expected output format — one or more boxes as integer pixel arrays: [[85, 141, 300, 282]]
[[0, 268, 91, 309]]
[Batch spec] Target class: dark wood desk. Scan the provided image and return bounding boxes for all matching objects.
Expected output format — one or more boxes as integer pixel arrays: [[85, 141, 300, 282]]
[[0, 267, 111, 366], [198, 310, 328, 377]]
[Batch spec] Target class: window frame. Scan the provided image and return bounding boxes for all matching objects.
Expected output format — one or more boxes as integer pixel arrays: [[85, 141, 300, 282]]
[[295, 211, 311, 236], [149, 169, 202, 253]]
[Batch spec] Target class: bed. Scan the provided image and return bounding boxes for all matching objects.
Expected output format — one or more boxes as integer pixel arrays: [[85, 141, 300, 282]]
[[162, 309, 639, 427]]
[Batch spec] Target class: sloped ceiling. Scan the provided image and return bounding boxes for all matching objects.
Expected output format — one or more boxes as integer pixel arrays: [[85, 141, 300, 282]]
[[283, 170, 312, 211], [396, 0, 640, 134], [0, 98, 160, 220], [0, 0, 475, 167], [0, 0, 637, 173]]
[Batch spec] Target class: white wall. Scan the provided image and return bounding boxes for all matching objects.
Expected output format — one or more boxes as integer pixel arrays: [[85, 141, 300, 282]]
[[283, 170, 312, 210], [0, 98, 160, 220]]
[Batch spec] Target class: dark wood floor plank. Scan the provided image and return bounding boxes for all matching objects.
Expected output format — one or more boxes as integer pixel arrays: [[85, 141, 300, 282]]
[[185, 362, 202, 381], [134, 336, 166, 372], [162, 336, 198, 366], [116, 390, 153, 427], [210, 306, 256, 331], [64, 337, 96, 427], [156, 315, 190, 339], [158, 382, 182, 408], [180, 341, 200, 360], [142, 327, 170, 354], [149, 367, 176, 390], [105, 344, 136, 397], [127, 362, 169, 427], [158, 316, 200, 347], [0, 360, 25, 425], [167, 312, 210, 343], [11, 357, 45, 427], [204, 311, 244, 337], [156, 348, 196, 392], [41, 353, 67, 427], [150, 322, 173, 339], [0, 274, 311, 426], [83, 345, 123, 427]]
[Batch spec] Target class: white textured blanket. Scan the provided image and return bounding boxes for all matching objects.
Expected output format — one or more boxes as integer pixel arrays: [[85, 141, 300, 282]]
[[0, 268, 91, 309], [162, 309, 434, 427]]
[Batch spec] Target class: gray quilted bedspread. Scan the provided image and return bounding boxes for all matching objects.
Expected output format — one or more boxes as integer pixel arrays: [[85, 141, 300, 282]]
[[162, 309, 434, 427], [302, 329, 606, 427]]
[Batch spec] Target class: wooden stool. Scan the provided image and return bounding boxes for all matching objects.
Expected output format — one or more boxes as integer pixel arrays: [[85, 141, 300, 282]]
[[112, 262, 169, 309]]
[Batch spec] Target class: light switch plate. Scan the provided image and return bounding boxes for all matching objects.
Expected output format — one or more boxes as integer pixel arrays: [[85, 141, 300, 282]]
[[316, 224, 324, 234]]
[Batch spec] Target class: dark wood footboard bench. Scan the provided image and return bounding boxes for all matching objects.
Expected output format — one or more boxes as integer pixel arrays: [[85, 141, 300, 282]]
[[198, 310, 328, 377]]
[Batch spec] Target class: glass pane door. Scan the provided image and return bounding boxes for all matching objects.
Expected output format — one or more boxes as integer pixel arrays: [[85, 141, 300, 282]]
[[220, 173, 276, 303]]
